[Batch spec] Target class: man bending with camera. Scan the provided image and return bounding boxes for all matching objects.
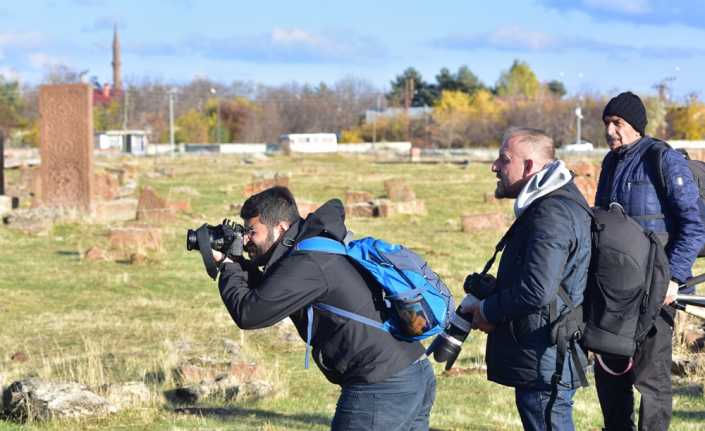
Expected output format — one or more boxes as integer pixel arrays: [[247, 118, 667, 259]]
[[464, 128, 591, 431], [211, 186, 435, 431]]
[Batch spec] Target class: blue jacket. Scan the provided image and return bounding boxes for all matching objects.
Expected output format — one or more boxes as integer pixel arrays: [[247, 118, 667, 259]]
[[483, 181, 591, 389], [595, 136, 705, 287]]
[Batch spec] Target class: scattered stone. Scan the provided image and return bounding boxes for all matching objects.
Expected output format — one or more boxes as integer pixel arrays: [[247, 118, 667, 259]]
[[384, 179, 416, 202], [373, 199, 426, 217], [574, 177, 597, 207], [136, 187, 177, 223], [0, 195, 13, 215], [93, 172, 120, 201], [2, 207, 63, 235], [222, 338, 241, 357], [461, 213, 510, 232], [3, 378, 117, 422], [108, 227, 162, 252], [238, 380, 274, 401], [568, 161, 599, 179], [129, 252, 149, 265], [10, 352, 28, 363], [168, 200, 191, 212], [243, 173, 290, 197], [84, 246, 109, 262], [228, 362, 258, 383], [345, 203, 375, 218], [345, 191, 373, 205], [172, 365, 217, 385], [102, 382, 151, 409], [296, 200, 319, 218], [92, 198, 138, 224]]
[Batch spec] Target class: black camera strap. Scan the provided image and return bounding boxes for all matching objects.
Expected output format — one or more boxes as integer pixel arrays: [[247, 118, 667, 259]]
[[196, 224, 220, 280]]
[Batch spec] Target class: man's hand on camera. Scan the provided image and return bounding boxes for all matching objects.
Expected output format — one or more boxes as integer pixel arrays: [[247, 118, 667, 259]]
[[663, 280, 679, 305], [466, 302, 495, 333], [212, 250, 234, 266]]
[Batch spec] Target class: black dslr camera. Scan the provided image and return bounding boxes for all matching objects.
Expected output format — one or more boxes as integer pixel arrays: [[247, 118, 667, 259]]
[[186, 219, 245, 279], [426, 272, 496, 370]]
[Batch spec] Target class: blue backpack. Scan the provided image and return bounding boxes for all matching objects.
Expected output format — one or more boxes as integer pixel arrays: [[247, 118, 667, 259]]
[[295, 236, 454, 368]]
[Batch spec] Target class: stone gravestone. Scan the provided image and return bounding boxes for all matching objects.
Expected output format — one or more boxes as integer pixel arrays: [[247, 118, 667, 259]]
[[38, 84, 94, 212]]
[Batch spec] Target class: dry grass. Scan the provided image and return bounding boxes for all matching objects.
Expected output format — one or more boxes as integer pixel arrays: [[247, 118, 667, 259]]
[[1, 153, 705, 430]]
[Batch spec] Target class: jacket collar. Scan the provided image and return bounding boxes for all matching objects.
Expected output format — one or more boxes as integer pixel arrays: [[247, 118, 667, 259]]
[[262, 218, 302, 273], [616, 135, 650, 158]]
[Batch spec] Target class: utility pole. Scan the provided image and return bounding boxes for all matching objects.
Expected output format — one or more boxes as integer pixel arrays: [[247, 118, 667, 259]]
[[372, 95, 381, 144], [575, 106, 583, 145], [169, 89, 176, 156], [210, 87, 221, 143]]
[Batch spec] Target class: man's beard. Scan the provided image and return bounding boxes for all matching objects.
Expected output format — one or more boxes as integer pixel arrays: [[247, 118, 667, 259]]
[[494, 177, 511, 199], [246, 228, 277, 266]]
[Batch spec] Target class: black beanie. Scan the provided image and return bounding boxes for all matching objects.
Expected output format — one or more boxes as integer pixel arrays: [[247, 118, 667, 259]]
[[603, 91, 647, 136]]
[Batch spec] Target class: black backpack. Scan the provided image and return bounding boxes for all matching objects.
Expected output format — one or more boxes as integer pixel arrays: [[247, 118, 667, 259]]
[[646, 141, 705, 257], [553, 190, 671, 359]]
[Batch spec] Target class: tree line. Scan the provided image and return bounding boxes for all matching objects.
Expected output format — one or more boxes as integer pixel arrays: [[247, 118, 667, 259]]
[[1, 60, 703, 148]]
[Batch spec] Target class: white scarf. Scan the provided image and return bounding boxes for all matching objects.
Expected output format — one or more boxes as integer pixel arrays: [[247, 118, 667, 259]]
[[514, 160, 572, 218]]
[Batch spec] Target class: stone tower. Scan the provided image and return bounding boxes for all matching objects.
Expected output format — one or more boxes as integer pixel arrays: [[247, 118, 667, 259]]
[[112, 24, 122, 92]]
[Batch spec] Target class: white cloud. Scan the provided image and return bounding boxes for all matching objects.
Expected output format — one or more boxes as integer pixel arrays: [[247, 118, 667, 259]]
[[0, 31, 42, 48], [28, 52, 67, 69], [486, 26, 557, 51], [584, 0, 651, 15], [271, 28, 323, 46]]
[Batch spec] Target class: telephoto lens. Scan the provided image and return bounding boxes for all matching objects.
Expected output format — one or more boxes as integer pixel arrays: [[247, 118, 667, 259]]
[[426, 271, 495, 370], [426, 303, 474, 370]]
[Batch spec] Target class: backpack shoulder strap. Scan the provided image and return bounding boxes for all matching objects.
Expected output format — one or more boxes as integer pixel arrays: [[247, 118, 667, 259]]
[[295, 236, 348, 255], [644, 140, 670, 198], [296, 236, 390, 369]]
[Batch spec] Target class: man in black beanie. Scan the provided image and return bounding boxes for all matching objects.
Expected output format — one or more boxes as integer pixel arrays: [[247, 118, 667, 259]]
[[594, 92, 705, 430]]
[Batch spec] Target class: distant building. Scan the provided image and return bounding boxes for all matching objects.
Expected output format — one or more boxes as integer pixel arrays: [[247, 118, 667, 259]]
[[92, 25, 123, 107], [96, 130, 148, 155], [279, 133, 337, 153], [364, 106, 432, 123]]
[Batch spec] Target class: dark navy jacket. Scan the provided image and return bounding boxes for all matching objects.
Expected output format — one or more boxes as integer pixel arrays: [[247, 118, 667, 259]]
[[595, 136, 705, 287], [483, 181, 591, 389]]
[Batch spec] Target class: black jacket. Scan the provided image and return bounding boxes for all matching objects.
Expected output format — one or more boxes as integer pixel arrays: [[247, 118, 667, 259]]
[[484, 181, 591, 388], [218, 199, 424, 386]]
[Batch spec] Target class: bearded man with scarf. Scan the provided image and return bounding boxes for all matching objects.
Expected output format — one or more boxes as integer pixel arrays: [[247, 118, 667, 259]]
[[464, 127, 591, 431]]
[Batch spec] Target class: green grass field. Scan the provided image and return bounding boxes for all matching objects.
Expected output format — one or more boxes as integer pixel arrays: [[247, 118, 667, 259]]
[[1, 153, 704, 430]]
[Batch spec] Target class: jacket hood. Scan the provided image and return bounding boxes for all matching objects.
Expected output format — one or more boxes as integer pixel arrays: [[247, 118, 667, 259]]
[[261, 199, 347, 271], [298, 198, 348, 241], [515, 159, 572, 217]]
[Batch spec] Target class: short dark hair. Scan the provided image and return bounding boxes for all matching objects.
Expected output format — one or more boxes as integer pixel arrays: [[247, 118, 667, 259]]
[[240, 186, 300, 227]]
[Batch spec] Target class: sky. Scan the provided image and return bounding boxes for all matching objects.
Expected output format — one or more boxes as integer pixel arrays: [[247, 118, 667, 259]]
[[1, 0, 704, 99]]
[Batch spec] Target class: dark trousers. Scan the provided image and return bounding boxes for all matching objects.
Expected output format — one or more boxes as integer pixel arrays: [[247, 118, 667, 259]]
[[594, 308, 675, 431], [331, 358, 436, 431], [515, 386, 577, 431]]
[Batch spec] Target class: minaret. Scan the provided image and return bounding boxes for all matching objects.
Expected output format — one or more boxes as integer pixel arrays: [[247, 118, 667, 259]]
[[112, 24, 122, 92]]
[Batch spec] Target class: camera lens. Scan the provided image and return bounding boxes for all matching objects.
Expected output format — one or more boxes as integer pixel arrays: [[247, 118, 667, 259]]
[[186, 229, 198, 251]]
